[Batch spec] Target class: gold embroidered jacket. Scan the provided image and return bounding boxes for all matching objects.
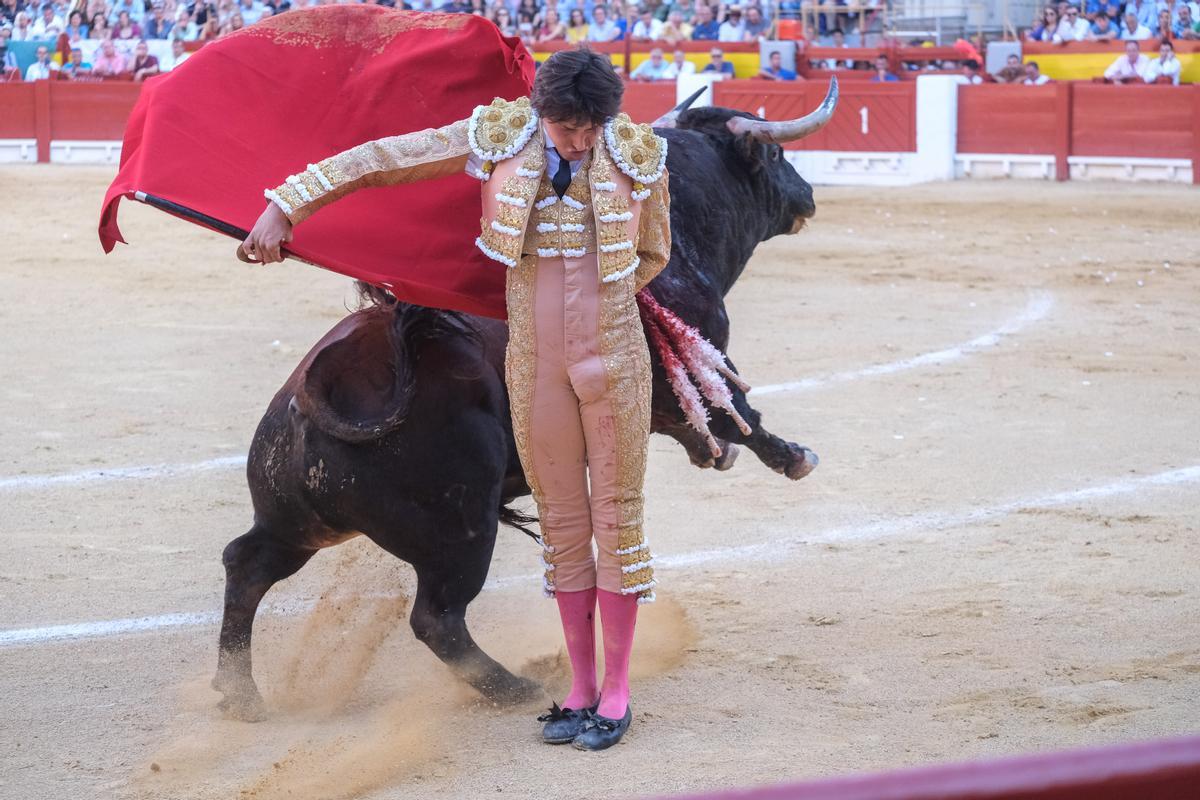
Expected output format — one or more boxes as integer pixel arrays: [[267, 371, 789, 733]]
[[265, 96, 671, 294]]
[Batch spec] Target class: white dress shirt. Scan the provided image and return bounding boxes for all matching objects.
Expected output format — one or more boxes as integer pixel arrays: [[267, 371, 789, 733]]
[[1104, 53, 1151, 80]]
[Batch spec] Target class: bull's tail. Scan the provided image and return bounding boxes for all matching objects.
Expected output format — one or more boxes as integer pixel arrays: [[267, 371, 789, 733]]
[[636, 288, 752, 457], [499, 503, 540, 541]]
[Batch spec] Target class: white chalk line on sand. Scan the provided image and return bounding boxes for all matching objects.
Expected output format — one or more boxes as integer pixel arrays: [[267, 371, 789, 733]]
[[2, 461, 1196, 649], [0, 292, 1054, 494]]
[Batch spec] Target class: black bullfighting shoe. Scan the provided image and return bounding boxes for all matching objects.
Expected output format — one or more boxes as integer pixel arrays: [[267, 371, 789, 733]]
[[539, 702, 596, 744], [572, 705, 633, 751]]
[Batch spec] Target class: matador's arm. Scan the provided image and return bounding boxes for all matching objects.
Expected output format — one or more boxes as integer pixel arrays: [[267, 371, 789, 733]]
[[633, 165, 671, 293], [264, 118, 472, 225]]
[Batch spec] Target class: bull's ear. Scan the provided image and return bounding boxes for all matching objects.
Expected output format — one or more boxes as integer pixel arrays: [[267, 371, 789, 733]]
[[733, 132, 766, 174]]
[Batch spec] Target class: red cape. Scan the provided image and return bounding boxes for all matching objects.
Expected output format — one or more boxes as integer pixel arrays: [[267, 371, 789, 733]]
[[99, 7, 536, 319]]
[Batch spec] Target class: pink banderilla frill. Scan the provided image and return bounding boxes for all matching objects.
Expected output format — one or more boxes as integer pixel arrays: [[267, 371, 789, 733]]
[[636, 289, 753, 457]]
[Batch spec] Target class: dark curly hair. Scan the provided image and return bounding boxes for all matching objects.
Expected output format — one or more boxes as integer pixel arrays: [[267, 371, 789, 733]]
[[531, 48, 624, 126]]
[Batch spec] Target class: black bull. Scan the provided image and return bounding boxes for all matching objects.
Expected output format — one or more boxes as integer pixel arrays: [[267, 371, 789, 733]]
[[213, 97, 833, 720]]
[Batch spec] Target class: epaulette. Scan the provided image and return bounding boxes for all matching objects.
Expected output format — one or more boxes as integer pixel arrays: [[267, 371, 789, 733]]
[[603, 113, 668, 200], [468, 97, 540, 178]]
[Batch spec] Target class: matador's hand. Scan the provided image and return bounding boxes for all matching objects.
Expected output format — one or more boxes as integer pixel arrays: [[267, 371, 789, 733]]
[[239, 203, 293, 264]]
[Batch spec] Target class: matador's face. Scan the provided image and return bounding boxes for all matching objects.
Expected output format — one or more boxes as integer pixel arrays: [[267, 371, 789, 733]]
[[543, 118, 602, 162]]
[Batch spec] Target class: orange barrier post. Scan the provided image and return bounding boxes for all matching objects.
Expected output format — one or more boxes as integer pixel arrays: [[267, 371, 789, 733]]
[[33, 78, 51, 164], [1193, 84, 1200, 185]]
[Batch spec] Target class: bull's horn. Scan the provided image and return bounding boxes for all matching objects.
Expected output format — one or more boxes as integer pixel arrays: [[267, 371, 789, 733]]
[[725, 76, 839, 143], [651, 87, 708, 129]]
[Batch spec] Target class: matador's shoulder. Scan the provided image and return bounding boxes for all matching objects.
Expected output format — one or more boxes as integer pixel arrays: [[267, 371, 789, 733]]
[[603, 113, 668, 198], [468, 96, 540, 167]]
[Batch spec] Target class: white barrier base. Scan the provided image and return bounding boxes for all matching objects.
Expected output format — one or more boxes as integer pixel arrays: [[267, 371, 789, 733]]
[[786, 151, 924, 186], [954, 153, 1192, 184], [0, 139, 38, 163], [50, 140, 123, 164]]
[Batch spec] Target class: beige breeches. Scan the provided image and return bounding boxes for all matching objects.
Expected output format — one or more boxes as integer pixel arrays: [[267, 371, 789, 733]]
[[507, 252, 652, 594]]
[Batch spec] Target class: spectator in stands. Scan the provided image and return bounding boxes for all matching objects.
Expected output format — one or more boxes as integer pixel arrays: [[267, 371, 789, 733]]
[[88, 12, 109, 38], [670, 47, 694, 75], [1175, 5, 1198, 37], [24, 43, 59, 79], [145, 5, 173, 38], [742, 6, 769, 40], [130, 38, 159, 80], [10, 10, 34, 40], [1026, 5, 1059, 40], [91, 37, 127, 74], [659, 0, 695, 24], [701, 46, 734, 75], [535, 8, 565, 41], [1123, 0, 1157, 33], [691, 4, 719, 39], [0, 28, 17, 80], [1119, 10, 1151, 37], [109, 0, 144, 26], [660, 10, 691, 43], [632, 6, 662, 39], [515, 0, 540, 27], [565, 8, 587, 41], [199, 13, 220, 40], [870, 53, 898, 81], [717, 6, 744, 42], [631, 46, 674, 80], [1104, 38, 1150, 80], [1, 0, 18, 27], [1089, 10, 1119, 37], [821, 28, 852, 69], [1145, 38, 1181, 82], [1023, 60, 1051, 83], [491, 6, 516, 36], [61, 46, 93, 77], [163, 36, 189, 69], [114, 9, 140, 38], [993, 53, 1025, 82], [1053, 4, 1090, 40], [63, 9, 89, 42], [959, 58, 985, 83], [173, 8, 199, 40], [588, 5, 621, 41], [237, 0, 264, 25], [31, 3, 66, 38], [757, 49, 796, 80], [1156, 8, 1173, 38]]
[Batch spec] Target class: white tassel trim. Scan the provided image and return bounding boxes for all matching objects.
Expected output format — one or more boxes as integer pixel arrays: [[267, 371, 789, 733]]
[[616, 541, 650, 556], [637, 592, 656, 605], [539, 555, 555, 572], [542, 543, 556, 554], [535, 195, 559, 210], [263, 189, 293, 216], [537, 247, 561, 257], [285, 175, 312, 203], [543, 589, 556, 598], [468, 103, 540, 163], [561, 195, 586, 210], [559, 222, 585, 232], [536, 222, 558, 233], [592, 181, 617, 192], [599, 211, 633, 223], [542, 575, 556, 593], [622, 578, 658, 595], [604, 119, 669, 185], [490, 219, 522, 237], [516, 166, 542, 178], [496, 192, 527, 208], [621, 558, 655, 574], [475, 237, 517, 268], [632, 188, 652, 201], [307, 163, 333, 192], [600, 240, 633, 253], [562, 247, 587, 258], [602, 256, 639, 283], [470, 167, 491, 182]]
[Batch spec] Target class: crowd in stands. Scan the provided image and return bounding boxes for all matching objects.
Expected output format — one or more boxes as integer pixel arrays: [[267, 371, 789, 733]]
[[0, 0, 1193, 85]]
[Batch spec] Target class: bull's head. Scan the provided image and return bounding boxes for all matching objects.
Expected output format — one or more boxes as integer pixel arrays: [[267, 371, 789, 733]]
[[653, 78, 838, 239]]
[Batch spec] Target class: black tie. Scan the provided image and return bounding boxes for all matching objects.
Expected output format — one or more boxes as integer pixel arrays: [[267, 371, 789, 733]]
[[551, 151, 572, 198]]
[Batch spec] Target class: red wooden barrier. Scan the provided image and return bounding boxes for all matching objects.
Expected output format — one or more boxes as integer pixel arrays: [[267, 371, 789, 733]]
[[0, 82, 37, 139], [46, 81, 141, 141], [714, 79, 916, 152], [956, 84, 1057, 155], [1072, 83, 1193, 160], [621, 82, 677, 124], [662, 734, 1200, 800]]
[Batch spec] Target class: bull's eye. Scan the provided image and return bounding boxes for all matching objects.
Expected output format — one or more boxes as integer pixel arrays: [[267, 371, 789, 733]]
[[770, 147, 782, 162]]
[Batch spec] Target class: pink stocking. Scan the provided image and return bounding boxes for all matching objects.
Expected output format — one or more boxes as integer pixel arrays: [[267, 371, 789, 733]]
[[596, 589, 638, 719], [556, 588, 599, 710]]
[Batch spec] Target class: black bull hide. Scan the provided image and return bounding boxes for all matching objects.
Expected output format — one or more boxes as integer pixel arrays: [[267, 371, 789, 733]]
[[212, 107, 821, 719]]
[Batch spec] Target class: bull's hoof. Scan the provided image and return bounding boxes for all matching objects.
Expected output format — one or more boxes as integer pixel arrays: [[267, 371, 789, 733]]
[[781, 444, 819, 481], [714, 443, 740, 471], [212, 672, 268, 722]]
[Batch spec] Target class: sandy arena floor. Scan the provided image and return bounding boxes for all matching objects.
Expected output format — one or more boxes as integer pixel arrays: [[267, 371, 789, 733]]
[[1, 167, 1198, 800]]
